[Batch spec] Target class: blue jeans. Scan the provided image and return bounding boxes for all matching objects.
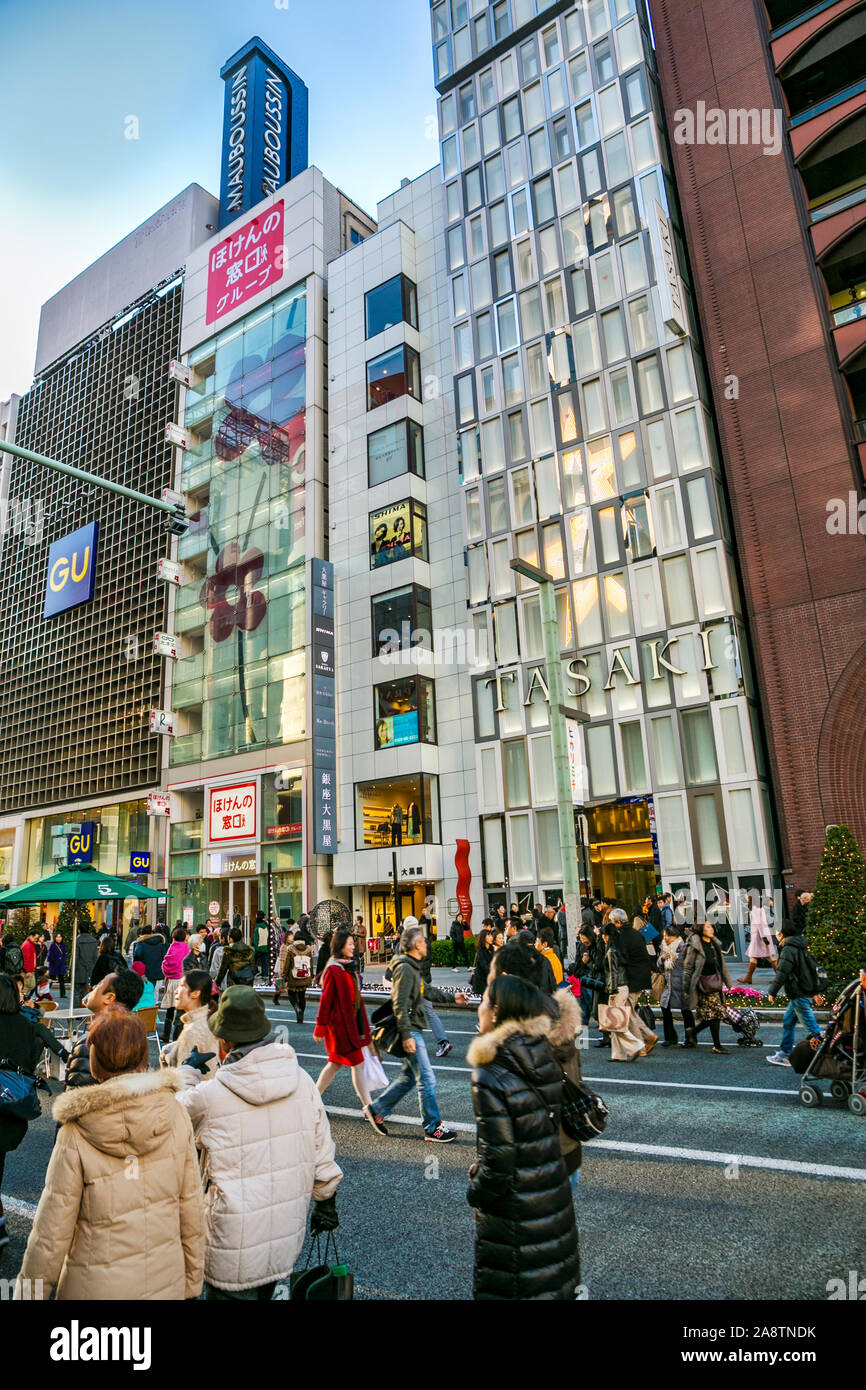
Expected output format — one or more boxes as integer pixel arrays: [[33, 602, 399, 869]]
[[569, 1168, 581, 1193], [423, 1000, 448, 1046], [371, 1031, 441, 1133], [781, 996, 820, 1056]]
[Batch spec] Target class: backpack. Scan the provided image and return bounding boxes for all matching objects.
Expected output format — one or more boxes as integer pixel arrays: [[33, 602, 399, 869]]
[[3, 944, 24, 975], [796, 948, 820, 997], [231, 961, 255, 985], [292, 952, 311, 980]]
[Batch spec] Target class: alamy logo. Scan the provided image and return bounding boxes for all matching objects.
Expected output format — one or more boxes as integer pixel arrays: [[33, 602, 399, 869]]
[[673, 102, 783, 157], [826, 1271, 866, 1300], [49, 1321, 152, 1370]]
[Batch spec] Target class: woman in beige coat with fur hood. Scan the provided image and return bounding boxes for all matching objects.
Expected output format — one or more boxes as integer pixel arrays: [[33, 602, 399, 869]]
[[15, 1008, 204, 1301]]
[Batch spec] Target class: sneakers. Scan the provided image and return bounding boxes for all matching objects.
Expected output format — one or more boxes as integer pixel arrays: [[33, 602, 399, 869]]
[[425, 1124, 457, 1143], [363, 1106, 389, 1136], [766, 1051, 793, 1068], [452, 967, 459, 973], [436, 1041, 453, 1058]]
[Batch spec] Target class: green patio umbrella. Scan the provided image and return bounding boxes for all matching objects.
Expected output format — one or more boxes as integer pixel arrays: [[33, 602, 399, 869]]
[[0, 865, 166, 1005]]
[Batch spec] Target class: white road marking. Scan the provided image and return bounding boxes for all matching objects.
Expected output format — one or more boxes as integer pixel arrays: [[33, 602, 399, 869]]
[[325, 1106, 866, 1181], [290, 1051, 795, 1095], [2, 1196, 38, 1218]]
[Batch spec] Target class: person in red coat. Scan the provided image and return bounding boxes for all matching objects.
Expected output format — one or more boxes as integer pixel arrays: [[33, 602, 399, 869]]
[[314, 929, 374, 1111]]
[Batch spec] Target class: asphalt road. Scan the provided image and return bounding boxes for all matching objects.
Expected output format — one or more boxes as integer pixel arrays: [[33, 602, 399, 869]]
[[3, 982, 864, 1302]]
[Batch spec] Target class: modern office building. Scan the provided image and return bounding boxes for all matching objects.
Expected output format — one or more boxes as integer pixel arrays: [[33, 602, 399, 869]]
[[328, 168, 482, 934], [0, 184, 218, 927], [649, 0, 866, 886], [429, 0, 782, 931]]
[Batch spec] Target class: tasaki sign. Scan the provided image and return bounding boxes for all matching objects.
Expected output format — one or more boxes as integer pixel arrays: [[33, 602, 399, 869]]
[[44, 522, 98, 619]]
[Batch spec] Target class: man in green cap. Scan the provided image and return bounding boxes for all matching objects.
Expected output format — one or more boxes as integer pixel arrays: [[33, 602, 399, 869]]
[[177, 985, 342, 1300]]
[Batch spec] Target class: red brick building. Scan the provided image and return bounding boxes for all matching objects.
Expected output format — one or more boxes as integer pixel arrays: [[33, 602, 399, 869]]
[[649, 0, 866, 888]]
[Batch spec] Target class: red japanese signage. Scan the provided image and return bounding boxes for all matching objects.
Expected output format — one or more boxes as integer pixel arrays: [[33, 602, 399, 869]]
[[205, 200, 285, 325], [208, 781, 258, 844]]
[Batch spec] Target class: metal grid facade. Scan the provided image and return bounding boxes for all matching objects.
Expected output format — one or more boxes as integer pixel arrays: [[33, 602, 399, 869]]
[[0, 283, 183, 812]]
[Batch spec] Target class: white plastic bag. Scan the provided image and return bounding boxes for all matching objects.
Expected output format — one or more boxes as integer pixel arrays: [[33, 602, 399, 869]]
[[362, 1044, 388, 1092]]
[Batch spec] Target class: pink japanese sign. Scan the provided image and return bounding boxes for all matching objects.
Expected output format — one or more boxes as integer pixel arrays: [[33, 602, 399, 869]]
[[205, 201, 285, 325]]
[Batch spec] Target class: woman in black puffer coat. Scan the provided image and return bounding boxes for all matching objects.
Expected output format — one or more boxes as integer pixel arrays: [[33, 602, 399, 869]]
[[466, 974, 580, 1300]]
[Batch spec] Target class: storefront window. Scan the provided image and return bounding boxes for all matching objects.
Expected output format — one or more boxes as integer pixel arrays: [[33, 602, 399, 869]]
[[355, 774, 440, 849], [366, 345, 421, 410], [369, 499, 428, 568], [367, 420, 425, 486], [374, 677, 436, 748], [365, 274, 419, 338], [371, 585, 432, 655]]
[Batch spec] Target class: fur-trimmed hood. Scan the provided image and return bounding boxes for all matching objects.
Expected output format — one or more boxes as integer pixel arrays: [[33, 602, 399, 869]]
[[53, 1068, 187, 1158], [467, 988, 582, 1068]]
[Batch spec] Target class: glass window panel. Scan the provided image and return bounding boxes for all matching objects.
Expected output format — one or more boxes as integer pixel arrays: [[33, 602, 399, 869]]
[[562, 447, 586, 508], [494, 601, 519, 663], [581, 148, 602, 196], [497, 298, 519, 350], [547, 68, 567, 113], [519, 285, 544, 338], [534, 175, 556, 225], [442, 134, 459, 179], [629, 295, 653, 351], [529, 734, 554, 801], [559, 389, 579, 442], [512, 467, 534, 524], [504, 741, 530, 807], [574, 576, 603, 644], [529, 128, 549, 177], [696, 547, 727, 616], [645, 419, 672, 479], [460, 425, 480, 480], [604, 132, 631, 185], [507, 141, 526, 187], [453, 272, 468, 318], [490, 199, 509, 245], [488, 475, 508, 532], [682, 708, 718, 784], [707, 623, 741, 697], [575, 101, 597, 147], [612, 185, 638, 234], [597, 83, 623, 134], [517, 238, 534, 286], [485, 152, 505, 199], [618, 428, 640, 486], [536, 809, 561, 879], [466, 171, 484, 217], [524, 83, 545, 128], [636, 356, 664, 414], [482, 366, 497, 413], [729, 788, 760, 863], [601, 308, 627, 363], [667, 344, 693, 402], [566, 11, 585, 52], [586, 0, 608, 37], [588, 436, 616, 500], [569, 509, 592, 572], [674, 630, 703, 701], [454, 320, 472, 371], [720, 704, 747, 776], [557, 160, 579, 210], [542, 521, 566, 577], [621, 721, 647, 790], [368, 421, 424, 485], [462, 122, 479, 165], [589, 198, 610, 250], [594, 250, 618, 306], [573, 316, 600, 375], [569, 52, 591, 100], [482, 415, 506, 470], [494, 250, 513, 298], [535, 451, 560, 513], [616, 17, 643, 70], [503, 352, 523, 405], [587, 724, 617, 797], [508, 410, 527, 460], [553, 119, 571, 162], [561, 210, 588, 266], [467, 545, 489, 603], [651, 716, 679, 784], [491, 538, 512, 594], [479, 745, 499, 811], [621, 237, 647, 292], [623, 494, 653, 558], [448, 224, 466, 270], [480, 67, 496, 108], [624, 67, 648, 117], [522, 593, 544, 658], [631, 117, 656, 170], [500, 50, 518, 95], [482, 817, 506, 881], [604, 571, 630, 637], [641, 638, 672, 709], [470, 258, 492, 307], [656, 796, 690, 870], [510, 814, 533, 878], [527, 341, 546, 393], [662, 555, 695, 624], [520, 37, 540, 82], [549, 331, 572, 386], [611, 366, 634, 424], [466, 488, 482, 539], [675, 408, 707, 470], [582, 378, 608, 434], [544, 276, 566, 327], [446, 181, 462, 223], [366, 345, 421, 410], [695, 794, 723, 865], [477, 310, 494, 360], [571, 267, 590, 313], [457, 373, 476, 423], [538, 225, 559, 274], [655, 485, 682, 548], [543, 25, 561, 66]]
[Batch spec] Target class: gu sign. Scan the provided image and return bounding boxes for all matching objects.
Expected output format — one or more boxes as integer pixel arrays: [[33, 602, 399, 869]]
[[218, 36, 309, 228], [208, 781, 258, 844], [44, 522, 98, 619]]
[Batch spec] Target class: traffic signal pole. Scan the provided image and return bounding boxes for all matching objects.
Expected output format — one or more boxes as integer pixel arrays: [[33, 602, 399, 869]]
[[0, 439, 187, 529]]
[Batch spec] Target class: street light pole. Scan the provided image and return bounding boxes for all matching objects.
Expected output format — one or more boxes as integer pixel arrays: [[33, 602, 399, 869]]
[[510, 557, 586, 963], [0, 439, 188, 531]]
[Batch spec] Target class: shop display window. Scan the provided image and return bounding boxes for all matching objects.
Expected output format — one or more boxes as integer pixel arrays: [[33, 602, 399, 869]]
[[374, 677, 436, 748], [367, 345, 421, 411], [367, 420, 425, 486], [355, 774, 441, 849], [371, 585, 433, 655], [369, 499, 428, 568]]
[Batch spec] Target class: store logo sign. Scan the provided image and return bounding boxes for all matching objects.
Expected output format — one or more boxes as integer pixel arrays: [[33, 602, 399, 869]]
[[44, 522, 98, 618], [130, 852, 151, 873], [68, 822, 96, 866], [218, 37, 309, 228]]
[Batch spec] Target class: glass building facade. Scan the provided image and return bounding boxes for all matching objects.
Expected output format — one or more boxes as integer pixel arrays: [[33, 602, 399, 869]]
[[431, 0, 780, 926], [170, 282, 308, 767]]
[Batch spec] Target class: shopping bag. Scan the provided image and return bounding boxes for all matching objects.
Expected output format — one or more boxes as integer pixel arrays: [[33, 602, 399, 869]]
[[597, 1002, 628, 1032], [290, 1234, 354, 1300], [650, 972, 665, 1004], [362, 1043, 388, 1092]]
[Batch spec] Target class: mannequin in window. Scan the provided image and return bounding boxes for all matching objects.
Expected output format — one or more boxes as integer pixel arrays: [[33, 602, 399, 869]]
[[407, 801, 420, 840], [390, 803, 403, 846]]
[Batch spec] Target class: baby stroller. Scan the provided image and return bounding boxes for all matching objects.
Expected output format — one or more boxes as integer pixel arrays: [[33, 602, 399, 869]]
[[724, 1004, 762, 1047], [797, 974, 866, 1115]]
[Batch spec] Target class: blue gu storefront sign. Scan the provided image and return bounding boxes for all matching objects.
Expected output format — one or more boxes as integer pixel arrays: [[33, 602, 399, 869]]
[[219, 36, 309, 228], [44, 522, 98, 618]]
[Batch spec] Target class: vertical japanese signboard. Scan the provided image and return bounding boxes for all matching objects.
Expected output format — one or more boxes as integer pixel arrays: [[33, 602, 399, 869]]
[[311, 559, 336, 855]]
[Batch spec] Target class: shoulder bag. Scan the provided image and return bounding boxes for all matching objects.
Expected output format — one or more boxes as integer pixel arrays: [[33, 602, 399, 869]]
[[0, 1059, 41, 1122]]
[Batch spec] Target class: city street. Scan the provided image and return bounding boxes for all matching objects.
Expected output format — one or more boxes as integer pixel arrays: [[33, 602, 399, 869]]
[[4, 980, 863, 1302]]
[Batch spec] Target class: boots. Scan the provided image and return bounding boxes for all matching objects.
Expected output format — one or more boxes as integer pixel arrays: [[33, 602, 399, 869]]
[[161, 1008, 176, 1045]]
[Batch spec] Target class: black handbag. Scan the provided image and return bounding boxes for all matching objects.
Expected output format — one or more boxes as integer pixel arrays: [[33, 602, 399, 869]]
[[369, 1001, 405, 1057], [637, 1003, 657, 1032], [0, 1060, 41, 1122], [290, 1233, 354, 1301], [561, 1075, 610, 1142]]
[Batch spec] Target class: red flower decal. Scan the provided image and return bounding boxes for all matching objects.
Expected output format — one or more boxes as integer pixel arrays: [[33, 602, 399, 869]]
[[199, 543, 266, 643]]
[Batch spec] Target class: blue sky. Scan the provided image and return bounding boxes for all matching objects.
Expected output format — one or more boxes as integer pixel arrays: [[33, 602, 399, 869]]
[[0, 0, 438, 398]]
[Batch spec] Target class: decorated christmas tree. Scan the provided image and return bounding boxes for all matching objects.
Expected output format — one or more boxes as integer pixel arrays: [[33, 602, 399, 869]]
[[807, 825, 866, 987], [57, 900, 93, 936]]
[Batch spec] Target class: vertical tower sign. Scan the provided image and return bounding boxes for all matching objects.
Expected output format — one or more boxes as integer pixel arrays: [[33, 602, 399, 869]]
[[311, 559, 336, 855], [219, 36, 309, 229]]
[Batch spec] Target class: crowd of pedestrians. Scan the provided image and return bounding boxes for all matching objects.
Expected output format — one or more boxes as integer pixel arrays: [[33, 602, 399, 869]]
[[0, 882, 826, 1299]]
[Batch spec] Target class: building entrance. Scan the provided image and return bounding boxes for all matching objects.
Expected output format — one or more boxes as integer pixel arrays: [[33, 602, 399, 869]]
[[219, 878, 261, 940], [587, 801, 658, 906]]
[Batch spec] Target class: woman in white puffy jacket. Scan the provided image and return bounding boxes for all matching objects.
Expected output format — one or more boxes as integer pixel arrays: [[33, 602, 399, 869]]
[[177, 985, 343, 1300]]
